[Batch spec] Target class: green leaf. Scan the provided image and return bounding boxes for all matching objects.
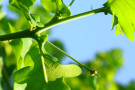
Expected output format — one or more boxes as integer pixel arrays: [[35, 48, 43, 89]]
[[9, 0, 36, 11], [111, 15, 123, 35], [10, 39, 23, 61], [8, 23, 17, 33], [41, 0, 71, 19], [9, 0, 44, 30], [21, 38, 32, 58], [14, 83, 27, 90], [111, 15, 118, 30], [13, 46, 81, 89], [0, 11, 5, 20], [19, 38, 32, 70], [0, 57, 3, 84], [43, 54, 81, 81], [9, 0, 35, 13], [48, 78, 70, 90], [106, 0, 135, 41], [30, 5, 55, 25], [115, 23, 123, 35], [10, 38, 32, 70], [31, 14, 41, 23], [10, 39, 23, 70], [89, 76, 97, 90], [17, 57, 24, 70], [57, 0, 71, 19], [41, 0, 56, 14], [29, 14, 44, 29]]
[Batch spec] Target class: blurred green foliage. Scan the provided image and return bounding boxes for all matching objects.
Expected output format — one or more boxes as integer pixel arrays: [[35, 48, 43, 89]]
[[65, 49, 135, 90], [0, 1, 135, 90]]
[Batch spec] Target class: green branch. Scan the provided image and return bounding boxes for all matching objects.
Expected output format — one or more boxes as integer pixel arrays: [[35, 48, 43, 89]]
[[0, 7, 105, 41], [0, 30, 33, 41], [36, 7, 104, 34]]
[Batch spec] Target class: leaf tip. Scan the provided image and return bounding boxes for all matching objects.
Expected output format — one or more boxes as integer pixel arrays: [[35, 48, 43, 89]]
[[129, 37, 134, 42]]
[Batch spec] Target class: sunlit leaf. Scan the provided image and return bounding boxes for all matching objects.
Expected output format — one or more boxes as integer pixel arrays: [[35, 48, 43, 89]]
[[41, 0, 56, 14], [14, 82, 27, 90], [9, 0, 36, 11], [8, 23, 17, 33], [0, 11, 5, 20], [111, 15, 123, 35], [111, 15, 118, 30], [115, 23, 123, 35], [21, 38, 32, 58], [105, 0, 135, 41], [41, 0, 71, 19], [31, 14, 40, 23], [17, 38, 32, 70], [29, 14, 44, 29], [16, 57, 23, 70], [10, 39, 23, 61], [10, 38, 32, 70]]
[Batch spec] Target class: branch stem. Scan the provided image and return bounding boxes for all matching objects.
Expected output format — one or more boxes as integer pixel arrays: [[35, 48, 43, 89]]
[[0, 30, 32, 41], [36, 7, 104, 34], [46, 41, 94, 73], [0, 7, 104, 41]]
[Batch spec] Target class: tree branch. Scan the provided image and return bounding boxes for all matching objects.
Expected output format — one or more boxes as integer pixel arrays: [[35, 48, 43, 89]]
[[35, 7, 105, 34], [0, 30, 33, 41], [0, 7, 105, 41]]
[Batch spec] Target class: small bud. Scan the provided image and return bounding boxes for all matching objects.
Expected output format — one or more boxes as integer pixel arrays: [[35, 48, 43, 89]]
[[90, 70, 97, 76], [90, 70, 100, 77]]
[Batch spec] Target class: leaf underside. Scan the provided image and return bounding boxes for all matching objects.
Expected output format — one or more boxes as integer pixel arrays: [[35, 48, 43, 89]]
[[13, 46, 82, 90]]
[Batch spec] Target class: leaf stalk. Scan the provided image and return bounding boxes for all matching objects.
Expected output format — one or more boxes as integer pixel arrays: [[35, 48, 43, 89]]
[[46, 41, 95, 74], [36, 36, 49, 83]]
